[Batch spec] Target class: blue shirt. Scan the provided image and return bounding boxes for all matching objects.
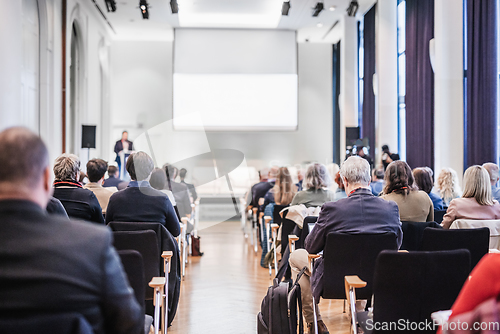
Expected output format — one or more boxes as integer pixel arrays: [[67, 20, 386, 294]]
[[370, 180, 384, 196], [492, 186, 500, 203], [428, 191, 444, 211]]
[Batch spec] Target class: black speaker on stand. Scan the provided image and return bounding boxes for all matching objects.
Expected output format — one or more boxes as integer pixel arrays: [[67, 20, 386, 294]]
[[82, 125, 96, 162]]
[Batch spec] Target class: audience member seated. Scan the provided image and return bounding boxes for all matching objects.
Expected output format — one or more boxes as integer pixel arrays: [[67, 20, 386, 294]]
[[289, 156, 402, 334], [0, 127, 143, 333], [46, 196, 68, 217], [83, 158, 115, 214], [370, 168, 385, 196], [483, 162, 500, 202], [246, 168, 269, 209], [381, 160, 434, 222], [253, 166, 278, 211], [290, 163, 335, 207], [413, 167, 444, 210], [333, 171, 347, 201], [179, 168, 198, 202], [437, 167, 462, 207], [78, 170, 88, 185], [381, 144, 400, 170], [52, 154, 105, 224], [296, 168, 304, 191], [440, 254, 500, 333], [106, 152, 180, 237], [163, 164, 192, 219], [103, 165, 128, 190], [150, 167, 177, 207], [442, 165, 500, 229]]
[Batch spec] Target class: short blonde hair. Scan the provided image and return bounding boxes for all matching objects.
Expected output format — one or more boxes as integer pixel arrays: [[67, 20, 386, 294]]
[[462, 165, 494, 205], [53, 154, 80, 181]]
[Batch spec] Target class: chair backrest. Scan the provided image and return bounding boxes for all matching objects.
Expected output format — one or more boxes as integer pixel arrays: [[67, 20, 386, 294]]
[[280, 210, 296, 257], [452, 219, 500, 250], [400, 221, 442, 251], [323, 232, 398, 300], [372, 250, 471, 334], [421, 227, 489, 270], [273, 205, 288, 226], [112, 230, 159, 301], [117, 250, 145, 313], [0, 313, 93, 334], [434, 210, 447, 224]]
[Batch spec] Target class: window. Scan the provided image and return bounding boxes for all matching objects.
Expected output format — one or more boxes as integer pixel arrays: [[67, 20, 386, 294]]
[[358, 20, 364, 125], [397, 0, 406, 161]]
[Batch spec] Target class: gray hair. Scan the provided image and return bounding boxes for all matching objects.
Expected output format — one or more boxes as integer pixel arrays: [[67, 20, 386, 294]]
[[304, 163, 332, 190], [54, 153, 80, 181], [482, 163, 499, 183], [340, 156, 371, 186]]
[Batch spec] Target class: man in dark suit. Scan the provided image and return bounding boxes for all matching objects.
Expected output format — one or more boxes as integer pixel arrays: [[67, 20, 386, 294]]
[[0, 127, 143, 334], [179, 168, 198, 202], [289, 156, 402, 334], [106, 152, 180, 237], [114, 131, 134, 178], [103, 165, 128, 190], [251, 166, 278, 211]]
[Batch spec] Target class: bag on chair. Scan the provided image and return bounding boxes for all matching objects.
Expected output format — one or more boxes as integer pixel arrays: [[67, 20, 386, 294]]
[[257, 267, 306, 334], [190, 236, 203, 256]]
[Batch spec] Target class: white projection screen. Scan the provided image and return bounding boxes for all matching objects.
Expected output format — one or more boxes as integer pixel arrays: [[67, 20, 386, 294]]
[[173, 29, 298, 131]]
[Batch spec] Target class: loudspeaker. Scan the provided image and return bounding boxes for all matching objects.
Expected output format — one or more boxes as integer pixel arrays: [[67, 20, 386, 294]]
[[82, 125, 96, 149], [346, 126, 360, 146]]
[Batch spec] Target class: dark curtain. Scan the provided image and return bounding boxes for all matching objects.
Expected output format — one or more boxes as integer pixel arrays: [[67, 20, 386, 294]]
[[405, 0, 435, 170], [361, 4, 376, 156], [333, 42, 341, 164], [465, 0, 498, 167]]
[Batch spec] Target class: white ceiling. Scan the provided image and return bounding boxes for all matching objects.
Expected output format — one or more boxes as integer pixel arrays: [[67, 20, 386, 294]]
[[98, 0, 376, 42]]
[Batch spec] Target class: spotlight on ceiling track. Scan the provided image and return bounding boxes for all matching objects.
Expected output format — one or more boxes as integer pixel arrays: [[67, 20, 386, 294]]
[[170, 0, 179, 14], [312, 2, 324, 17], [104, 0, 117, 12], [282, 1, 291, 16], [139, 0, 149, 19], [346, 0, 359, 17]]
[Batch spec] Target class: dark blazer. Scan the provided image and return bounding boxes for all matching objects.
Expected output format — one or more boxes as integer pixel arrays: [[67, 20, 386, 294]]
[[181, 180, 198, 202], [305, 188, 402, 300], [251, 181, 275, 210], [46, 197, 68, 217], [52, 182, 105, 225], [114, 140, 134, 164], [105, 181, 180, 237], [103, 176, 128, 190], [0, 200, 143, 334]]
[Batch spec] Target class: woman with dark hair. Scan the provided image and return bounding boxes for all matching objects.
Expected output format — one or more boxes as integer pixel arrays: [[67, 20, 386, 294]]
[[381, 161, 434, 222], [413, 167, 444, 210]]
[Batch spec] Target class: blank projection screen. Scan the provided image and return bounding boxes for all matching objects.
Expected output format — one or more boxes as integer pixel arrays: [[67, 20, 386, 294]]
[[173, 29, 298, 130]]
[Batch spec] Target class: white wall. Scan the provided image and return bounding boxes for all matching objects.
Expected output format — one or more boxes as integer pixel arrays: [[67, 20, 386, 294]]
[[109, 39, 333, 171]]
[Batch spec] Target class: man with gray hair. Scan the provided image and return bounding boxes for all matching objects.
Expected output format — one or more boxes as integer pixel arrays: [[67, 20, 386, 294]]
[[289, 156, 402, 334], [482, 163, 500, 202], [0, 127, 143, 333]]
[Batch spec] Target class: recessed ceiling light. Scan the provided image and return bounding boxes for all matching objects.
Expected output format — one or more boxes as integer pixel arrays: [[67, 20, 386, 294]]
[[317, 22, 323, 27], [329, 6, 336, 11]]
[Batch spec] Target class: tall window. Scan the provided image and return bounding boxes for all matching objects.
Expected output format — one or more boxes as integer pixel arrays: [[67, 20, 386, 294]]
[[397, 0, 406, 161], [358, 20, 364, 125]]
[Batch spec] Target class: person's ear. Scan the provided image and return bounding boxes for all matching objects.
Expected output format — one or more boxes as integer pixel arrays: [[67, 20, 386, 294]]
[[44, 166, 53, 196]]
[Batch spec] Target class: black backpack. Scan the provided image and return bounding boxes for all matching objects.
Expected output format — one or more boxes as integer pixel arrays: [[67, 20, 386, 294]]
[[257, 267, 306, 334]]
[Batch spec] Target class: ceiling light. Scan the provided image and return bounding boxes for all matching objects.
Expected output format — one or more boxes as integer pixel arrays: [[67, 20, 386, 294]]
[[316, 22, 323, 27], [329, 6, 336, 11], [139, 0, 149, 19], [105, 0, 117, 12], [346, 0, 359, 17], [177, 0, 283, 28], [170, 0, 179, 14], [312, 2, 324, 17], [282, 1, 291, 16]]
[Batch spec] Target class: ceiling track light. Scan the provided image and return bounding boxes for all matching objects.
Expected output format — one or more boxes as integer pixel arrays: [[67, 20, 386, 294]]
[[170, 0, 179, 14], [312, 2, 324, 17], [139, 0, 149, 19], [282, 1, 291, 16], [104, 0, 117, 12], [346, 0, 359, 17]]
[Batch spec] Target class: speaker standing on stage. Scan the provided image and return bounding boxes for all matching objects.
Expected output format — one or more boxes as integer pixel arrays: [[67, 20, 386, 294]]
[[114, 131, 134, 178]]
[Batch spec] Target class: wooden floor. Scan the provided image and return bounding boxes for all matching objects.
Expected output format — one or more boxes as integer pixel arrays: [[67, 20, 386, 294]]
[[169, 220, 350, 334]]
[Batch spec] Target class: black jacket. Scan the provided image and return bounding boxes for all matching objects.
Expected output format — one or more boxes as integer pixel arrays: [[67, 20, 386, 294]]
[[0, 200, 143, 334], [105, 181, 180, 237], [53, 181, 105, 225]]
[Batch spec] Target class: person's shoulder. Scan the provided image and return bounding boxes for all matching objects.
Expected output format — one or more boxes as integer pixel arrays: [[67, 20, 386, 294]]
[[53, 216, 110, 241]]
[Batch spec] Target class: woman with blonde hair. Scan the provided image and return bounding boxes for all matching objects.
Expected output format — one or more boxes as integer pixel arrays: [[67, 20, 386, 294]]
[[442, 165, 500, 229], [437, 167, 462, 207]]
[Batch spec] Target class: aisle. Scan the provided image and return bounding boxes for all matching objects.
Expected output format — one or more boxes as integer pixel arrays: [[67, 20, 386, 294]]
[[168, 220, 350, 333]]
